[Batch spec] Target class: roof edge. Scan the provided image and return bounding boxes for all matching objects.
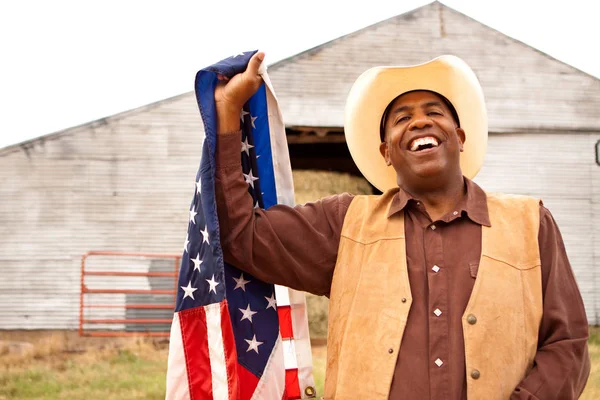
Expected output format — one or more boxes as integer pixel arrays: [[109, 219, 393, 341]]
[[268, 1, 435, 72], [0, 90, 192, 157], [4, 0, 598, 155], [439, 1, 599, 81]]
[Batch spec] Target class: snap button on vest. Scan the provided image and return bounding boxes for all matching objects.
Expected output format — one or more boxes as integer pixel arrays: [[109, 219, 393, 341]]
[[401, 298, 407, 303], [467, 314, 477, 325], [388, 348, 394, 354], [471, 369, 481, 379]]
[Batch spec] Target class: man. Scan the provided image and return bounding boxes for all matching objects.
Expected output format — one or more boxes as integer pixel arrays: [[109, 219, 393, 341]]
[[212, 52, 590, 399]]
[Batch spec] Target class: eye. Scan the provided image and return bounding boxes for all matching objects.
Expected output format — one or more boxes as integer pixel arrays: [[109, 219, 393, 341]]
[[395, 116, 410, 125], [427, 111, 443, 117]]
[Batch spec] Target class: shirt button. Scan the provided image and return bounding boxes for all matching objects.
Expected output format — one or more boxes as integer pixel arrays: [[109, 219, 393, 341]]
[[432, 265, 440, 273], [433, 308, 442, 317], [471, 369, 481, 379], [430, 224, 436, 231], [401, 298, 407, 303], [467, 314, 477, 325], [453, 211, 459, 216], [435, 358, 443, 367], [388, 348, 394, 354]]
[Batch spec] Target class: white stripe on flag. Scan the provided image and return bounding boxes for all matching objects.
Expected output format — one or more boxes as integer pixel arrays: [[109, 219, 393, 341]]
[[260, 66, 315, 399], [205, 303, 229, 400], [250, 334, 286, 400], [289, 289, 317, 398], [165, 313, 191, 400], [282, 339, 298, 370], [260, 70, 295, 208], [274, 284, 290, 307]]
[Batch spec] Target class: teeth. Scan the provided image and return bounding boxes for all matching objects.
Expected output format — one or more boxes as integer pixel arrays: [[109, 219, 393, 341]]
[[410, 136, 439, 151]]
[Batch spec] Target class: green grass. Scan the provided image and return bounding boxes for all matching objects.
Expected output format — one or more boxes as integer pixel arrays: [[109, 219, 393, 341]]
[[0, 344, 167, 400], [1, 328, 599, 399], [582, 327, 600, 399]]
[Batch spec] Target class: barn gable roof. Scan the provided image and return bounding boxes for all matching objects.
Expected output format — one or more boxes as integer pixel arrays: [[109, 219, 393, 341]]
[[3, 1, 599, 156], [266, 1, 600, 131]]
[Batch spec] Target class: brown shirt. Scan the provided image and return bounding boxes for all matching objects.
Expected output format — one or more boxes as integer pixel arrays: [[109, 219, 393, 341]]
[[215, 130, 590, 400]]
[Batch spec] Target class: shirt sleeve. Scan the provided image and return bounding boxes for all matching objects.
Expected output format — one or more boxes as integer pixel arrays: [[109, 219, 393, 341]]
[[214, 130, 354, 296], [511, 205, 591, 399]]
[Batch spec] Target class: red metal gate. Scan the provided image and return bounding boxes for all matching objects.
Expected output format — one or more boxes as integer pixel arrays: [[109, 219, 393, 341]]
[[79, 251, 181, 337]]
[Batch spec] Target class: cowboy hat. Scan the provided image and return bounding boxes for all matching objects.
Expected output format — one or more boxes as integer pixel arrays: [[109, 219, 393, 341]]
[[344, 55, 488, 192]]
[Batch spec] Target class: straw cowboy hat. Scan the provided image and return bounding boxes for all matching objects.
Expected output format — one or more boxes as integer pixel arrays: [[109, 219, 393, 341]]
[[344, 55, 488, 192]]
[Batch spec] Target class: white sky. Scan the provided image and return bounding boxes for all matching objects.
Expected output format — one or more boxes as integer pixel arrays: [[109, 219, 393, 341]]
[[1, 0, 598, 149]]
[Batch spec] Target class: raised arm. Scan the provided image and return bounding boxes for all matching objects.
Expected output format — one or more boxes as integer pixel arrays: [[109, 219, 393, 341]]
[[213, 52, 352, 296]]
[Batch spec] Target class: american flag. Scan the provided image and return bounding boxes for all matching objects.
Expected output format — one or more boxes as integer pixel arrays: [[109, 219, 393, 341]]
[[165, 51, 316, 400]]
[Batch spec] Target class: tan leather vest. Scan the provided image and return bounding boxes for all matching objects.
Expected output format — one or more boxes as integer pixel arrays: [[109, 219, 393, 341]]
[[324, 190, 542, 399]]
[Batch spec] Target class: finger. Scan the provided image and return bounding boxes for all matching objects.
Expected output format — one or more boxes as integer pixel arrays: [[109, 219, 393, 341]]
[[246, 51, 265, 76]]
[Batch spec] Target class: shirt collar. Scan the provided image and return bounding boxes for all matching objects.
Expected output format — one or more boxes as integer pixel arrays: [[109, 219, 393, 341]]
[[387, 177, 491, 227]]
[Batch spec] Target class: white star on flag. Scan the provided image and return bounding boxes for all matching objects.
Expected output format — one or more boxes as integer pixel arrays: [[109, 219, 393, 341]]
[[183, 234, 190, 253], [245, 334, 264, 354], [243, 170, 259, 189], [189, 206, 198, 224], [265, 293, 277, 310], [254, 201, 260, 209], [233, 273, 251, 291], [241, 137, 254, 156], [251, 115, 258, 129], [195, 178, 201, 194], [191, 253, 202, 272], [201, 225, 209, 244], [206, 274, 219, 294], [232, 51, 245, 58], [240, 109, 249, 122], [181, 281, 198, 300], [239, 304, 258, 323]]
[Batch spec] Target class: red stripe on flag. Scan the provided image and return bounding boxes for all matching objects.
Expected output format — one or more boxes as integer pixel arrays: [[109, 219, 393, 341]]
[[278, 305, 293, 339], [220, 300, 239, 399], [179, 307, 213, 399], [237, 363, 260, 400], [285, 368, 302, 399]]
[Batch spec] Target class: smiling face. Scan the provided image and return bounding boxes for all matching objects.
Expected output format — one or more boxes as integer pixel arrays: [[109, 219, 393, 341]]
[[379, 90, 466, 189]]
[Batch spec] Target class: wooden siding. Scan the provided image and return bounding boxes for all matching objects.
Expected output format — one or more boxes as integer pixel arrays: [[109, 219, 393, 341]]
[[2, 125, 598, 328], [475, 132, 600, 323], [0, 94, 204, 329], [0, 2, 599, 329]]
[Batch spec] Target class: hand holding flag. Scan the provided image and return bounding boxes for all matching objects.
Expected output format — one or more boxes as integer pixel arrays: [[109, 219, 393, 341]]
[[215, 52, 266, 134], [165, 50, 316, 400]]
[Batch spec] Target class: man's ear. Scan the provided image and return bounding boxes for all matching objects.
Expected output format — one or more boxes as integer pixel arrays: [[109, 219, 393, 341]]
[[456, 128, 466, 152], [379, 141, 392, 166]]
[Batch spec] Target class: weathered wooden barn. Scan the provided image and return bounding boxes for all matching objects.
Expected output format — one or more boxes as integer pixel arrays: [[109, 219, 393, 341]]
[[1, 1, 599, 330]]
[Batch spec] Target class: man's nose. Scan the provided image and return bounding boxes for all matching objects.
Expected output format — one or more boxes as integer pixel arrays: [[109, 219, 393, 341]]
[[408, 115, 433, 130]]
